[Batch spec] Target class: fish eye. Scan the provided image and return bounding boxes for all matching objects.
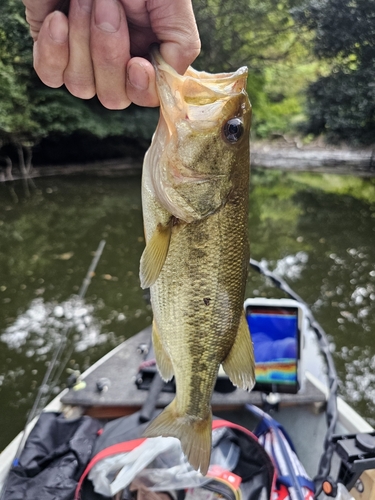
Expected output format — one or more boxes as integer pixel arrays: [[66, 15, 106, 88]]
[[223, 118, 244, 143]]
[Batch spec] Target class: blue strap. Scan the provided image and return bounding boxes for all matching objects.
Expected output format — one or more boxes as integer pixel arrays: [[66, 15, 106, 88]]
[[246, 404, 297, 453], [245, 403, 315, 499], [278, 475, 315, 492]]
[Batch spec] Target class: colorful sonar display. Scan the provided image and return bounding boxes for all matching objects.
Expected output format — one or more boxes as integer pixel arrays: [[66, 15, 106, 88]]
[[246, 306, 300, 393]]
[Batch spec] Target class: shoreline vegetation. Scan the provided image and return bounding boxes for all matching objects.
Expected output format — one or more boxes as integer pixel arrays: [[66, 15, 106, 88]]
[[1, 139, 374, 184], [2, 0, 375, 185]]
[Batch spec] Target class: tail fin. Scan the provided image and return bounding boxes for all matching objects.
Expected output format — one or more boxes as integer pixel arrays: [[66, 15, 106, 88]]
[[143, 399, 212, 475]]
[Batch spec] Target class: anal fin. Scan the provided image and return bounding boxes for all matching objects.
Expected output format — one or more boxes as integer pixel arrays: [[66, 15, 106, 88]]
[[152, 321, 174, 382], [222, 313, 255, 391], [140, 221, 172, 289]]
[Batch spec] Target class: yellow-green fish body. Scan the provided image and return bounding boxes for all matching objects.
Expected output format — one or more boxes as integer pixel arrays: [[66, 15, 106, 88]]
[[140, 48, 254, 475]]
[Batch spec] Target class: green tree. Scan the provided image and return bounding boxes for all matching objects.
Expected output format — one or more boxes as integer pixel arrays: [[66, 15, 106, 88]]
[[0, 0, 323, 166], [293, 0, 375, 143], [193, 0, 318, 137], [0, 0, 158, 177]]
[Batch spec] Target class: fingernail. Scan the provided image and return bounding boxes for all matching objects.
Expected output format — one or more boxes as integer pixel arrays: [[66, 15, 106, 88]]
[[78, 0, 92, 13], [128, 63, 149, 91], [95, 0, 121, 33], [49, 11, 68, 43]]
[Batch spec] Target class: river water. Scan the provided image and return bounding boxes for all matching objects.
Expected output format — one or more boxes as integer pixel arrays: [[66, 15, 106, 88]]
[[1, 169, 375, 450]]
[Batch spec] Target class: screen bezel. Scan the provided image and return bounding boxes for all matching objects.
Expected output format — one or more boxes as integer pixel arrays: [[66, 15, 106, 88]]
[[245, 303, 302, 394]]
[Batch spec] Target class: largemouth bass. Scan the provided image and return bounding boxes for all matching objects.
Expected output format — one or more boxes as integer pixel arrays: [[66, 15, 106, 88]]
[[139, 47, 254, 475]]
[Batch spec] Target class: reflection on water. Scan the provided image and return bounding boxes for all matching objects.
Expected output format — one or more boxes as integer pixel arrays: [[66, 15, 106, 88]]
[[269, 251, 309, 281], [0, 175, 152, 448], [1, 296, 108, 354], [1, 169, 375, 449]]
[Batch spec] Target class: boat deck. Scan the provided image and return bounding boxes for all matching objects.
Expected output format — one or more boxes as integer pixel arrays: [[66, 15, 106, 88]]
[[62, 326, 326, 419], [60, 327, 330, 478]]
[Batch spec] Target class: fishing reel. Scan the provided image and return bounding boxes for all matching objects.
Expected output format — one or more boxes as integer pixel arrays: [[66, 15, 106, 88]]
[[322, 432, 375, 499]]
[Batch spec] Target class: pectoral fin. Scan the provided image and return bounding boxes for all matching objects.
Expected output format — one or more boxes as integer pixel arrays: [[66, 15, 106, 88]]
[[222, 313, 255, 391], [152, 320, 174, 382], [139, 222, 172, 289]]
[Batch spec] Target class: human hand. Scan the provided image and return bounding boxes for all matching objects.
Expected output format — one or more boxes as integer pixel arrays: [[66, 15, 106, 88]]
[[23, 0, 201, 109]]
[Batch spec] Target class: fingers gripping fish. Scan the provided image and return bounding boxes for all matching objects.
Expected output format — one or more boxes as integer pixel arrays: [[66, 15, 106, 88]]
[[139, 47, 255, 476]]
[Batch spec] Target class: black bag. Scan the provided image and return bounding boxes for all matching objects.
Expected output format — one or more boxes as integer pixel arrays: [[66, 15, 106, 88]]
[[3, 412, 102, 500], [77, 413, 275, 500]]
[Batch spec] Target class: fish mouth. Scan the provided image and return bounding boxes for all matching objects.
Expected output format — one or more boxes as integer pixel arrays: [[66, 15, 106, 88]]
[[146, 47, 251, 223], [150, 46, 248, 132]]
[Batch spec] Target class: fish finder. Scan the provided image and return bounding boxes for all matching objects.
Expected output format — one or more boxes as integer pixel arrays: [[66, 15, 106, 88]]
[[244, 298, 305, 394]]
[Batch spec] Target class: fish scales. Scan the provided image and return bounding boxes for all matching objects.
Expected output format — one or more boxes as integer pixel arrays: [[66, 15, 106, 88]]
[[162, 211, 248, 406], [139, 47, 255, 475]]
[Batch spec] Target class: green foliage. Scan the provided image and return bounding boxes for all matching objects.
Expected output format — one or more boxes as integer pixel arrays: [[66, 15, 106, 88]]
[[193, 0, 318, 137], [31, 88, 158, 140], [249, 56, 320, 137], [303, 68, 375, 143], [4, 0, 374, 158], [293, 0, 375, 143], [0, 59, 36, 143], [0, 0, 316, 160], [193, 0, 300, 72], [0, 0, 158, 161], [0, 0, 36, 144], [293, 0, 375, 60]]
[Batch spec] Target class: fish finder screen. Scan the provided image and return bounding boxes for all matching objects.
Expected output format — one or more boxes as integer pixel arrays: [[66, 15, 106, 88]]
[[246, 306, 300, 393]]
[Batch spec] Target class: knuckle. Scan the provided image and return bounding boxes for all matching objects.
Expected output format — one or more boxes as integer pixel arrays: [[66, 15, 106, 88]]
[[179, 25, 201, 55], [25, 12, 43, 35], [94, 49, 126, 67], [183, 40, 201, 62]]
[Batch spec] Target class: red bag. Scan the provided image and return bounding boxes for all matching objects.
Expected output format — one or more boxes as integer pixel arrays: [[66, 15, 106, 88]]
[[76, 414, 275, 500]]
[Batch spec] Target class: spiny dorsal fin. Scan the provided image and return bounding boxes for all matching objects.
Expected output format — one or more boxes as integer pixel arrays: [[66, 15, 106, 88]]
[[139, 222, 172, 289]]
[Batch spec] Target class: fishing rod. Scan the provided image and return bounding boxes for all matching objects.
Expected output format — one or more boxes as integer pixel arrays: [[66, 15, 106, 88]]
[[1, 239, 106, 490], [249, 258, 338, 497], [37, 239, 107, 410]]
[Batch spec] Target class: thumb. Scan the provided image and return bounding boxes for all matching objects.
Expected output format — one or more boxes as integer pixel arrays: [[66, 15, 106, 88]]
[[147, 0, 201, 74]]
